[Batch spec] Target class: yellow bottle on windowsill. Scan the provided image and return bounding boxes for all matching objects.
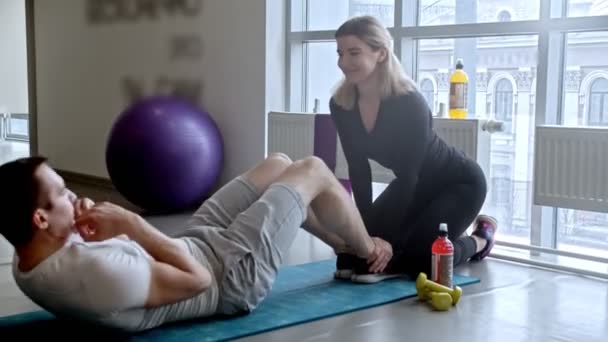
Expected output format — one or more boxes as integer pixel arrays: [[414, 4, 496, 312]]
[[449, 58, 468, 119]]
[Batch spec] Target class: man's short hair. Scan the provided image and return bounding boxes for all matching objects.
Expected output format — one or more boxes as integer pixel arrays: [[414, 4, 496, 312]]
[[0, 156, 48, 247]]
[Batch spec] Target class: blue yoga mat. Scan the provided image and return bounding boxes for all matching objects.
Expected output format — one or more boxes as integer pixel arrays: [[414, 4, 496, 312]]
[[0, 259, 479, 341]]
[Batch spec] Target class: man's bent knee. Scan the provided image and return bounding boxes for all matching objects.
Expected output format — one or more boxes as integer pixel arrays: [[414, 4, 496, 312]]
[[264, 153, 292, 172], [292, 156, 332, 179], [242, 153, 294, 193], [267, 152, 292, 163]]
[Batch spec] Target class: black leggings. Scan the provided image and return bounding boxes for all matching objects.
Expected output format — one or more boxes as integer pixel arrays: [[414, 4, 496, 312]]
[[369, 158, 487, 278]]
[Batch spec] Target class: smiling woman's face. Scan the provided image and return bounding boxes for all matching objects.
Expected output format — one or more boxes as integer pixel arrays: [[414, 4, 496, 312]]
[[336, 34, 384, 85]]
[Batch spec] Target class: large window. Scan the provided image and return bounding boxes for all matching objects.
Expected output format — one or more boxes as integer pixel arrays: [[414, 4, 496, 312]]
[[288, 0, 608, 277], [416, 34, 537, 243], [556, 28, 608, 259]]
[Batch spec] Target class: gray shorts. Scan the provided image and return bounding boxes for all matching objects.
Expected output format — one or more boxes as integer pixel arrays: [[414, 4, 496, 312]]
[[188, 176, 307, 314]]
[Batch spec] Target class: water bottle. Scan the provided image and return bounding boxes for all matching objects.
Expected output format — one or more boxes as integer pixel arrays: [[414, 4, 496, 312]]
[[431, 223, 454, 288], [449, 58, 468, 119]]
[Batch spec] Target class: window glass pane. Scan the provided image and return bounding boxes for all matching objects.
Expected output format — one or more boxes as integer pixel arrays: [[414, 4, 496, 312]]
[[592, 77, 608, 92], [557, 30, 608, 256], [562, 32, 608, 127], [305, 42, 343, 112], [568, 0, 608, 17], [9, 116, 28, 136], [603, 94, 608, 122], [304, 0, 394, 31], [419, 78, 435, 111], [494, 78, 514, 133], [418, 35, 538, 244], [557, 209, 608, 258], [495, 80, 513, 116], [418, 0, 540, 26], [589, 94, 601, 125], [590, 79, 608, 126]]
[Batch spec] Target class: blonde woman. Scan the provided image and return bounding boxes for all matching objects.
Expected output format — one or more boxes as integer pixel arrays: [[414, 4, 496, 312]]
[[330, 16, 497, 283]]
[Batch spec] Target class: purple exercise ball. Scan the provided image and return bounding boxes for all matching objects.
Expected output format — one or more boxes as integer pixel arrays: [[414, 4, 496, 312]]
[[106, 96, 224, 212]]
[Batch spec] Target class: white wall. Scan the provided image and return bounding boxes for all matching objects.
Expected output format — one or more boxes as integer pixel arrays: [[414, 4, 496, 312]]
[[0, 0, 28, 114], [34, 0, 274, 183], [265, 0, 287, 153]]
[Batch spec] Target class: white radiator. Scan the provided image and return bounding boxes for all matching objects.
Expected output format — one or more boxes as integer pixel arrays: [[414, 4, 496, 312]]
[[267, 112, 316, 160], [268, 112, 494, 185], [435, 118, 492, 181], [534, 125, 608, 213], [435, 118, 482, 160]]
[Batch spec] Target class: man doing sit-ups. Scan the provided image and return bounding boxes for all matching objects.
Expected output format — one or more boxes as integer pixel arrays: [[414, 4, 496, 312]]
[[0, 154, 392, 332]]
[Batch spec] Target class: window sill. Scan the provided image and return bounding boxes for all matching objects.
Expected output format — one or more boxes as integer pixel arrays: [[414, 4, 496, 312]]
[[491, 244, 608, 280]]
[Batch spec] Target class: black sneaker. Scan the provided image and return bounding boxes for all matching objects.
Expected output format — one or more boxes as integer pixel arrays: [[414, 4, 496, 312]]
[[334, 253, 357, 280], [470, 215, 498, 261]]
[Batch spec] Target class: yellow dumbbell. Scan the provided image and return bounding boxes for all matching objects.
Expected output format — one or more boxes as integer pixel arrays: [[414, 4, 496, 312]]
[[416, 287, 453, 311], [430, 291, 453, 311], [416, 272, 462, 305]]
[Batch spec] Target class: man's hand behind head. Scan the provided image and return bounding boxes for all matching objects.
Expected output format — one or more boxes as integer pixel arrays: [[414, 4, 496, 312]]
[[75, 202, 138, 242], [74, 197, 95, 219]]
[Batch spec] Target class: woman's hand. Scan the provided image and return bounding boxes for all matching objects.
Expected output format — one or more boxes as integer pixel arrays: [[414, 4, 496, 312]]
[[367, 237, 393, 273]]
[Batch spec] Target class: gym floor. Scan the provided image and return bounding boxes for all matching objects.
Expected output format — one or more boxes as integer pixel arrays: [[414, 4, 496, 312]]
[[1, 186, 607, 342]]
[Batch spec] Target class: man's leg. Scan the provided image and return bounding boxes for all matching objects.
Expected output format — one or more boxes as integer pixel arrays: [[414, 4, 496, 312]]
[[242, 153, 352, 253], [188, 153, 319, 231], [215, 154, 374, 260], [268, 156, 374, 259], [217, 156, 376, 315]]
